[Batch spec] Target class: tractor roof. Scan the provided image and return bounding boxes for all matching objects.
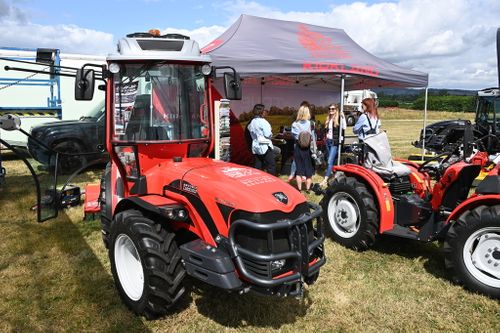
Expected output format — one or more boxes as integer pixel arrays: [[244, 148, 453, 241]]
[[107, 33, 211, 63], [478, 88, 499, 97]]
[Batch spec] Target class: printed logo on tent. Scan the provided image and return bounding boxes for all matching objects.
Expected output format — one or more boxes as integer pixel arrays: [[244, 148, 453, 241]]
[[201, 39, 224, 53], [302, 62, 380, 77], [297, 24, 350, 59]]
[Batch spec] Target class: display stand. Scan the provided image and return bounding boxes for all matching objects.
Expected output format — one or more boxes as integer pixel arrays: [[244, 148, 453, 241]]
[[214, 99, 231, 161]]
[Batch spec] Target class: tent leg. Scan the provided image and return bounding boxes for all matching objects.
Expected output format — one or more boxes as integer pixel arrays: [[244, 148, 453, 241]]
[[337, 75, 345, 165], [422, 86, 429, 161]]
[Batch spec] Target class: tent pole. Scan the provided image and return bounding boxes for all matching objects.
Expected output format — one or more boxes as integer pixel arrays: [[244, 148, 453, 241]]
[[422, 86, 429, 162], [260, 77, 264, 104], [337, 75, 345, 165]]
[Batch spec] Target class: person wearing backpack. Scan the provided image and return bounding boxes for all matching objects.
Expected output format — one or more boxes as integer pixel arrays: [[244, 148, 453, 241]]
[[247, 104, 277, 175], [291, 105, 314, 192], [353, 97, 381, 141]]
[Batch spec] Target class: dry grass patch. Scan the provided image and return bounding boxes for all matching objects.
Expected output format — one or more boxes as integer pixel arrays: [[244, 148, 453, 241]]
[[0, 109, 498, 332]]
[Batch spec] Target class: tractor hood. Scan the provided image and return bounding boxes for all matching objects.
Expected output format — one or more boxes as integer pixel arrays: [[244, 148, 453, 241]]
[[163, 159, 306, 214]]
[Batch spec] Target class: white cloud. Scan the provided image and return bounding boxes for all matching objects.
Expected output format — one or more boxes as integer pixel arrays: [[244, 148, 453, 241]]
[[1, 0, 499, 89], [0, 0, 114, 55], [160, 25, 227, 49], [206, 0, 500, 89]]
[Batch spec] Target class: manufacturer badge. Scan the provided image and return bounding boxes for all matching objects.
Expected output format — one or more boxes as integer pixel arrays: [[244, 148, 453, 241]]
[[273, 192, 288, 204]]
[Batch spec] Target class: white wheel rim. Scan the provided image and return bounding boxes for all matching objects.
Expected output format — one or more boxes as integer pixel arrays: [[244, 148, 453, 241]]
[[463, 227, 500, 288], [114, 234, 145, 301], [327, 192, 361, 239]]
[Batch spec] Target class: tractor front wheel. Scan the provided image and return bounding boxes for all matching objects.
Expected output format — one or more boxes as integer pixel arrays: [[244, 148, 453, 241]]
[[321, 175, 379, 251], [444, 205, 500, 298], [346, 115, 356, 127], [109, 209, 187, 318]]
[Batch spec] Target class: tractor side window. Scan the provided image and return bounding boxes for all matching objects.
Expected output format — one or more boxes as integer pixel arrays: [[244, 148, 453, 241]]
[[477, 98, 494, 125]]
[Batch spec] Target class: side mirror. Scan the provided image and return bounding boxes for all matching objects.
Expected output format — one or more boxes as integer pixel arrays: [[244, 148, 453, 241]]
[[223, 72, 242, 100], [96, 144, 105, 153], [0, 114, 21, 131], [75, 68, 95, 101]]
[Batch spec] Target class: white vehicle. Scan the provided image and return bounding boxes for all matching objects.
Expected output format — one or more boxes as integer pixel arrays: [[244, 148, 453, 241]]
[[0, 47, 105, 147], [343, 89, 377, 126], [344, 89, 378, 111]]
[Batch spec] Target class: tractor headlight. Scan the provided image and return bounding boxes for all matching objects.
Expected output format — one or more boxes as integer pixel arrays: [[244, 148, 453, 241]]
[[177, 209, 187, 219], [201, 64, 212, 76], [161, 206, 188, 221], [271, 259, 286, 271], [108, 63, 121, 74]]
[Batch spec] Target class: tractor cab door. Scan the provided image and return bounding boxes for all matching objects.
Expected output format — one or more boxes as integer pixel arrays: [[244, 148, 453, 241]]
[[0, 135, 59, 222]]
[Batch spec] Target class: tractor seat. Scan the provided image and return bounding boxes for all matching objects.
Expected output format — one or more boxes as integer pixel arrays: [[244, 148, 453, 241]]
[[363, 131, 411, 178]]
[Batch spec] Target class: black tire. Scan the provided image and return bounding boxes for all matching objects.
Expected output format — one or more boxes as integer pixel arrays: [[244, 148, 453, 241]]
[[347, 116, 356, 127], [304, 272, 319, 285], [444, 205, 500, 298], [109, 209, 186, 318], [53, 140, 87, 175], [321, 175, 379, 251]]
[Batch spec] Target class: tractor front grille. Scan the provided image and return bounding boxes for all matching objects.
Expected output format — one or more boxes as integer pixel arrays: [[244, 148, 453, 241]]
[[229, 202, 320, 279], [240, 257, 271, 279]]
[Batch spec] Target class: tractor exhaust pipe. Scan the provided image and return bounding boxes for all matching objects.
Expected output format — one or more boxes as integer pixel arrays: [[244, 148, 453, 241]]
[[497, 27, 500, 87]]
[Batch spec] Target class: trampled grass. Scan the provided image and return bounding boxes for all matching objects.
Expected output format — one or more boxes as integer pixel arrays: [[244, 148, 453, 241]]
[[0, 109, 497, 332]]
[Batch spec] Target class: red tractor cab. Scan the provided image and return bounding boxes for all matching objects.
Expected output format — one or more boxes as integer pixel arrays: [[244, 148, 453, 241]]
[[320, 124, 500, 298], [74, 32, 325, 318]]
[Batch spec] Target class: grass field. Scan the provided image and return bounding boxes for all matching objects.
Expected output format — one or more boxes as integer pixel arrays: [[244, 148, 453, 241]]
[[1, 108, 498, 333]]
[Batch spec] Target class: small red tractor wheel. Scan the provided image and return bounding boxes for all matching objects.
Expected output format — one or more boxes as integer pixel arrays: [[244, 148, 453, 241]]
[[321, 175, 379, 251], [444, 205, 500, 298], [109, 209, 186, 318]]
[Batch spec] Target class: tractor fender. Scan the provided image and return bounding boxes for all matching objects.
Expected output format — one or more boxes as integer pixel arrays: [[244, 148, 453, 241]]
[[114, 195, 210, 243], [446, 194, 500, 225], [334, 164, 395, 233], [114, 195, 180, 217]]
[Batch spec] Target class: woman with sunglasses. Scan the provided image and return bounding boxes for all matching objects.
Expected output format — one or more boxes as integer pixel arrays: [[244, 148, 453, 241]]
[[320, 104, 346, 187]]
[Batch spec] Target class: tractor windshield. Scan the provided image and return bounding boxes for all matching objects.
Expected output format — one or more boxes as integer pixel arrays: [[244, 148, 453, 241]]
[[112, 62, 209, 142]]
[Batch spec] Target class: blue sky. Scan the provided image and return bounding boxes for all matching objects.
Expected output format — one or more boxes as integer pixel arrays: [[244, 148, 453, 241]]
[[19, 0, 394, 38], [1, 0, 499, 89]]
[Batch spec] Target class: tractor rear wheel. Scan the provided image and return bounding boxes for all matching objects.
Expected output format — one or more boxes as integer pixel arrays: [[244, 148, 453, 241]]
[[109, 209, 186, 318], [444, 205, 500, 298], [321, 175, 379, 251]]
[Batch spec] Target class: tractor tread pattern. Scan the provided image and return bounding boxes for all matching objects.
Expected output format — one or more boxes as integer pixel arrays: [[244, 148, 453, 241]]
[[444, 205, 500, 298], [110, 209, 186, 319], [323, 174, 379, 251]]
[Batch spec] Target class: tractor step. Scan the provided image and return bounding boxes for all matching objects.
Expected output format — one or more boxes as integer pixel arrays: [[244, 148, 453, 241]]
[[179, 239, 243, 291], [382, 225, 420, 240]]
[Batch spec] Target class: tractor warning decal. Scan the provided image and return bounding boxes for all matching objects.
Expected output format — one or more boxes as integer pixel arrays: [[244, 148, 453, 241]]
[[220, 166, 277, 186], [220, 166, 259, 179]]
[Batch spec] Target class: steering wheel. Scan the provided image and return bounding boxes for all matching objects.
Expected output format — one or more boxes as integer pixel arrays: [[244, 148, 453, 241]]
[[417, 151, 453, 178]]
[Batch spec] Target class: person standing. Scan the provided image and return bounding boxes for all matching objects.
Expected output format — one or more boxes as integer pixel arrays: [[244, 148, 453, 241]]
[[247, 104, 276, 175], [320, 104, 346, 187], [353, 97, 381, 141], [291, 105, 314, 192]]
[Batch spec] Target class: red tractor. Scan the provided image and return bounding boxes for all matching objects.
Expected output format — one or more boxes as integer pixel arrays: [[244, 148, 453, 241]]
[[68, 32, 325, 318], [320, 126, 500, 298]]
